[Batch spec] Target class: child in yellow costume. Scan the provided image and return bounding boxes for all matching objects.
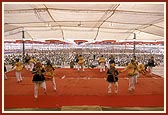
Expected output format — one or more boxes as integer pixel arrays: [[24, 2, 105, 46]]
[[44, 60, 56, 91], [12, 58, 23, 83], [138, 63, 146, 75], [120, 59, 139, 92], [29, 57, 36, 71], [98, 55, 106, 72]]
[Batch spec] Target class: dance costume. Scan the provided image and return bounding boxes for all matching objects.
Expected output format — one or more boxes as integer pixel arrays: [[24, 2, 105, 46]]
[[29, 57, 36, 71], [107, 69, 119, 83], [77, 55, 85, 71], [138, 63, 146, 74], [122, 60, 138, 92], [32, 62, 46, 99], [106, 65, 119, 94], [13, 60, 23, 82], [99, 56, 106, 72], [44, 63, 56, 91], [24, 54, 31, 70], [147, 58, 155, 74]]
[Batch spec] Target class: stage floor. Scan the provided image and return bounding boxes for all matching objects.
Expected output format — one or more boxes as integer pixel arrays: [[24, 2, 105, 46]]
[[3, 68, 165, 111]]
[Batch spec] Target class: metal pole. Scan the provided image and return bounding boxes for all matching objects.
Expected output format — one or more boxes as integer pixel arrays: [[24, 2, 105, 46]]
[[133, 33, 136, 57], [22, 30, 25, 62]]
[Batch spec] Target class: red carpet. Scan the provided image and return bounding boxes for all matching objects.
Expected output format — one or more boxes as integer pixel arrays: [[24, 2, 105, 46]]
[[5, 95, 163, 108], [6, 68, 162, 79], [4, 68, 164, 109]]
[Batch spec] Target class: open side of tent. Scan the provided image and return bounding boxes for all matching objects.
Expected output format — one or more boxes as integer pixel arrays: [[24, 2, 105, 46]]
[[3, 3, 165, 45]]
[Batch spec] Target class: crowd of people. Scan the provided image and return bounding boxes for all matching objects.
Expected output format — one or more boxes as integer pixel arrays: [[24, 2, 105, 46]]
[[4, 49, 163, 68]]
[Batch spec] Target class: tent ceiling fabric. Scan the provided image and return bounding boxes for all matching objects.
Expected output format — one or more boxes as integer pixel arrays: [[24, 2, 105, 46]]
[[4, 3, 165, 42]]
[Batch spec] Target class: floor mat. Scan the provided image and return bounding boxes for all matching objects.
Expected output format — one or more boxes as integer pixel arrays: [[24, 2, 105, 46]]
[[4, 69, 164, 109]]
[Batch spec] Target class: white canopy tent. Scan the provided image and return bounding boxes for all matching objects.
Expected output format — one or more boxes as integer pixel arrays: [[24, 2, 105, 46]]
[[3, 2, 165, 44]]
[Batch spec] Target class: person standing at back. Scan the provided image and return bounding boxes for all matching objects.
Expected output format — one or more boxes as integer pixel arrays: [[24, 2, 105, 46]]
[[4, 63, 8, 80], [24, 53, 31, 70], [77, 55, 85, 71], [12, 58, 23, 83], [29, 56, 36, 71], [147, 56, 155, 75], [107, 55, 115, 69], [98, 55, 106, 72]]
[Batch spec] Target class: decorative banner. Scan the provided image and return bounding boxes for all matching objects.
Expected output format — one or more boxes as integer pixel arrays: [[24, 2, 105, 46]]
[[74, 40, 88, 45]]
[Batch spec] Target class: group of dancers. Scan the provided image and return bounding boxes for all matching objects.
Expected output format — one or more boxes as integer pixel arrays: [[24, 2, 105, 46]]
[[32, 60, 56, 100], [5, 57, 57, 101], [103, 55, 155, 94], [4, 53, 156, 100]]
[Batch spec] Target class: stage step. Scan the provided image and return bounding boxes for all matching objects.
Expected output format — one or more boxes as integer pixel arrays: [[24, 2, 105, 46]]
[[61, 106, 102, 111]]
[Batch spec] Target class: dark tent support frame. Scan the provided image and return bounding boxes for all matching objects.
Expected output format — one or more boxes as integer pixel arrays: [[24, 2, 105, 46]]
[[22, 30, 25, 63], [133, 33, 136, 57]]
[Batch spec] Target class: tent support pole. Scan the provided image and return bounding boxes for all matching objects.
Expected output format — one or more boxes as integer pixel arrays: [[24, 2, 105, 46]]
[[133, 33, 136, 57], [22, 30, 25, 63]]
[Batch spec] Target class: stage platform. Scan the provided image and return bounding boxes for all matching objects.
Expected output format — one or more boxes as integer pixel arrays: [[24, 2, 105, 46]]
[[3, 67, 165, 112]]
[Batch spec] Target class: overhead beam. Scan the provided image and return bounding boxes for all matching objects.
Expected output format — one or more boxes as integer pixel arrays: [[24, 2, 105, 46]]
[[4, 8, 164, 16]]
